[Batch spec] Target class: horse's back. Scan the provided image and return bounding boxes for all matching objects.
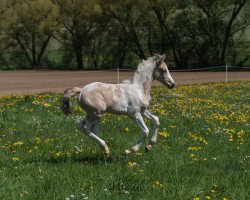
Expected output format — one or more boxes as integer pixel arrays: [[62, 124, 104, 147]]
[[79, 82, 142, 116], [79, 82, 124, 111]]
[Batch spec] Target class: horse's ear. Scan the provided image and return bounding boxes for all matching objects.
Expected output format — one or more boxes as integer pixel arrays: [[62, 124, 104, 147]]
[[156, 54, 166, 66]]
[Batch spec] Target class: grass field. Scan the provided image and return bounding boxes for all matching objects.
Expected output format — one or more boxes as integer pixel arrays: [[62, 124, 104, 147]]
[[0, 81, 249, 200]]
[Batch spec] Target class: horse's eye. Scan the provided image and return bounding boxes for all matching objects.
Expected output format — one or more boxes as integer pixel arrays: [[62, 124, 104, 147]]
[[161, 68, 166, 73]]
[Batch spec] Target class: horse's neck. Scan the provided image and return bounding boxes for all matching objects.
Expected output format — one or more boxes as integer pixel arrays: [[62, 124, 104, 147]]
[[132, 66, 154, 98]]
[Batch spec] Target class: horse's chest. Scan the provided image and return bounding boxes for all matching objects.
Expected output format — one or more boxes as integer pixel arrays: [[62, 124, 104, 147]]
[[141, 95, 151, 107]]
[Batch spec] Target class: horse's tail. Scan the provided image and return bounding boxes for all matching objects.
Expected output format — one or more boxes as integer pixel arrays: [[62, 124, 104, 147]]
[[61, 87, 82, 115]]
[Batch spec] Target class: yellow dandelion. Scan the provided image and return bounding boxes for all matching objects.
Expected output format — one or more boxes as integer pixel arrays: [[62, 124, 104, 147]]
[[159, 131, 170, 138], [35, 137, 41, 144], [45, 138, 54, 144], [187, 146, 201, 151], [32, 100, 40, 105], [128, 161, 137, 168], [152, 181, 164, 188], [55, 152, 63, 157], [25, 108, 33, 113], [12, 157, 20, 161], [13, 141, 24, 146], [44, 103, 52, 108], [229, 134, 234, 142], [124, 127, 129, 132]]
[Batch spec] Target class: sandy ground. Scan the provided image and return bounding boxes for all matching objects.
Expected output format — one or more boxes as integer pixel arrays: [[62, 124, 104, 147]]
[[0, 70, 249, 95]]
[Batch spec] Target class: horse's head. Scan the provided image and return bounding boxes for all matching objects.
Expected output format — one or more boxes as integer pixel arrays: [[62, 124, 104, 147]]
[[153, 54, 175, 89]]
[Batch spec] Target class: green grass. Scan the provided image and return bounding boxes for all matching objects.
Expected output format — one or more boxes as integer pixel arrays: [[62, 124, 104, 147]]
[[0, 81, 249, 200]]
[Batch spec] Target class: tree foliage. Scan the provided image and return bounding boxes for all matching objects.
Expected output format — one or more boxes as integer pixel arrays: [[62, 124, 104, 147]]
[[1, 0, 59, 69], [0, 0, 249, 69]]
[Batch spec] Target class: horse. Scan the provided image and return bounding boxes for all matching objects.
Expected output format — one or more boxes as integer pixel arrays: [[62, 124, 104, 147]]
[[61, 54, 175, 157]]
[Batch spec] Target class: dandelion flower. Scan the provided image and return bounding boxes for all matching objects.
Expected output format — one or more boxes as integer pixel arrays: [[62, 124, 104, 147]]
[[159, 131, 170, 138], [12, 157, 20, 161], [13, 141, 24, 146], [128, 161, 137, 167]]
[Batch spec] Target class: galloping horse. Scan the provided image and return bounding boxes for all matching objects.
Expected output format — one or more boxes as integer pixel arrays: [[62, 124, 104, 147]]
[[61, 54, 175, 157]]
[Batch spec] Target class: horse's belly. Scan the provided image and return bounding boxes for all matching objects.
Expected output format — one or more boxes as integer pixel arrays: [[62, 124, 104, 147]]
[[107, 96, 141, 116], [106, 99, 129, 115], [107, 107, 127, 115]]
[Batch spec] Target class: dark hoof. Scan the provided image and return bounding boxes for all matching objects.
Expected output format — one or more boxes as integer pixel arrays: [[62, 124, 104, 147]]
[[105, 154, 116, 162], [145, 145, 152, 153]]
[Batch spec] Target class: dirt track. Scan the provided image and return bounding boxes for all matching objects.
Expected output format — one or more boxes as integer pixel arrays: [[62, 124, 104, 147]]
[[0, 70, 249, 95]]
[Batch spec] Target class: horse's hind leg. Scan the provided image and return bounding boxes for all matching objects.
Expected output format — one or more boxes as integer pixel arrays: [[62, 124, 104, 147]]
[[91, 119, 100, 137], [125, 112, 149, 154], [143, 110, 160, 152], [78, 118, 110, 157]]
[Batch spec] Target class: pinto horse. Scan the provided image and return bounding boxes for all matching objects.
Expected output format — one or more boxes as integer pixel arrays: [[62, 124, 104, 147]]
[[61, 54, 175, 157]]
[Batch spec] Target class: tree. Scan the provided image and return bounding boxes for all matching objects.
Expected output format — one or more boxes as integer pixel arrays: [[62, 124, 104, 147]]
[[0, 0, 9, 50], [220, 0, 248, 65], [149, 0, 194, 67], [193, 0, 249, 66], [1, 0, 249, 69], [150, 0, 249, 67], [1, 0, 59, 69], [55, 0, 101, 69], [101, 0, 155, 60]]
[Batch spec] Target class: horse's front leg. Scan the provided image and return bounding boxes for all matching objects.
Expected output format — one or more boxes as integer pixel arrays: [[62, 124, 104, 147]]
[[143, 110, 160, 152], [124, 112, 149, 154]]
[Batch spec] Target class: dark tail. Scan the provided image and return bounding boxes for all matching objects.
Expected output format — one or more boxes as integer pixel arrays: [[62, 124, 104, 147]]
[[60, 87, 81, 115]]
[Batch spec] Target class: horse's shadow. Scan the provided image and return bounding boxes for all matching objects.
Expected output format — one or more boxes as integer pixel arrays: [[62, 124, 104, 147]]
[[38, 154, 117, 165]]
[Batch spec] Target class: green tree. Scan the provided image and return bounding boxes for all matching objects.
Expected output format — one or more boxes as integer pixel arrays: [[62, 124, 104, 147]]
[[102, 0, 156, 60], [0, 0, 9, 50], [149, 0, 193, 67], [1, 0, 59, 69], [192, 0, 249, 66], [55, 0, 101, 69], [151, 0, 249, 67]]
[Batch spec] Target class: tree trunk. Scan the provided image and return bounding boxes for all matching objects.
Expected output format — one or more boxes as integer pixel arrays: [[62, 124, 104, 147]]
[[220, 0, 247, 66], [75, 45, 83, 69], [14, 35, 33, 68], [37, 35, 51, 68], [153, 8, 166, 53], [31, 32, 37, 69]]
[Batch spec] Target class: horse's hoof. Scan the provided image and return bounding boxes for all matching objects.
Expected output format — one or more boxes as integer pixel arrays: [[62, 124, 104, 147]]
[[124, 149, 132, 155], [105, 153, 116, 162], [145, 145, 152, 152], [104, 146, 110, 156]]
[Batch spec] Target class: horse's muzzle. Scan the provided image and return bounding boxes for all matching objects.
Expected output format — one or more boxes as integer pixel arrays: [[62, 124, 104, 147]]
[[166, 81, 175, 89], [169, 82, 175, 89]]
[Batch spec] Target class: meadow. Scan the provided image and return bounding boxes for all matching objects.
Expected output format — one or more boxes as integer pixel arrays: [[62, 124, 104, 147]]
[[0, 81, 249, 200]]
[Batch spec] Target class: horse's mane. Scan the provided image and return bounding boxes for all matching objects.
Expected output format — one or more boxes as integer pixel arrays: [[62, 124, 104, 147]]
[[122, 54, 161, 84], [137, 54, 160, 72]]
